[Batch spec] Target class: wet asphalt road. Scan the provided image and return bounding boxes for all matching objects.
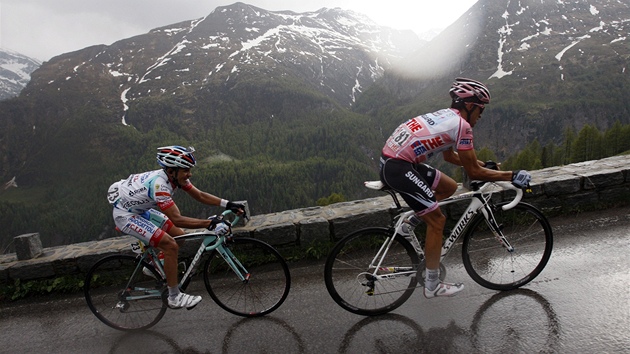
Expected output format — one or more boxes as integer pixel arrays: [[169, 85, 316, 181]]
[[1, 206, 629, 353]]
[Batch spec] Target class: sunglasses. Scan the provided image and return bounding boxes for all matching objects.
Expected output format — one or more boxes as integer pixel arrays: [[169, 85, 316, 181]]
[[471, 103, 485, 114]]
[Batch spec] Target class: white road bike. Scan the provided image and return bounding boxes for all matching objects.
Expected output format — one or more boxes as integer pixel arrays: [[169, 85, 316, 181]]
[[324, 180, 553, 316]]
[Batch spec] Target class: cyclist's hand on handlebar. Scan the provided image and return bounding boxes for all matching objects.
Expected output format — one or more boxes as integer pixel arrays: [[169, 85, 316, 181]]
[[226, 201, 246, 215], [208, 215, 231, 235], [213, 223, 230, 236], [511, 170, 532, 189]]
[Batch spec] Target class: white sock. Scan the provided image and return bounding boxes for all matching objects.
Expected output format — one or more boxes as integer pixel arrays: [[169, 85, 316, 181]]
[[425, 268, 439, 291], [168, 286, 180, 299]]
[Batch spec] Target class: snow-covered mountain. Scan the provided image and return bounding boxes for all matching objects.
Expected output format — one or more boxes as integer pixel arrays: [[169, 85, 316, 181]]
[[25, 2, 423, 124], [0, 48, 41, 100], [7, 0, 629, 164], [400, 0, 629, 83], [10, 0, 630, 145]]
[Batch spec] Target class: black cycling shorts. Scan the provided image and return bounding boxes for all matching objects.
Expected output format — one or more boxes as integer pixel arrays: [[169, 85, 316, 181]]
[[379, 156, 441, 215]]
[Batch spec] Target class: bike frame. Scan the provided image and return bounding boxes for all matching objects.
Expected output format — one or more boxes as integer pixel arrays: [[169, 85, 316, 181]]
[[176, 229, 250, 286], [124, 211, 247, 299], [368, 181, 523, 280]]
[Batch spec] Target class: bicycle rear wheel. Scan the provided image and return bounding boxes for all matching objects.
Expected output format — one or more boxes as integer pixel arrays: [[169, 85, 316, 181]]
[[324, 228, 420, 316], [84, 254, 167, 331], [203, 237, 291, 317], [462, 202, 553, 291]]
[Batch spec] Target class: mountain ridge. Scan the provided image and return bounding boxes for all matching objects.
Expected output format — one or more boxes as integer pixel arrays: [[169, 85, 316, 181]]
[[0, 48, 41, 100], [23, 2, 422, 124]]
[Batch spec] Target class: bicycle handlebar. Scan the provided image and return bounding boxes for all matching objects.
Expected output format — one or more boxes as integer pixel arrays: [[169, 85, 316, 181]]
[[491, 181, 524, 211], [221, 209, 247, 226]]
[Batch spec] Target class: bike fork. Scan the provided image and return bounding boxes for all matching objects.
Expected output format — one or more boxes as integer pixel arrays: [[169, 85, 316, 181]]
[[219, 247, 250, 283], [483, 205, 515, 252]]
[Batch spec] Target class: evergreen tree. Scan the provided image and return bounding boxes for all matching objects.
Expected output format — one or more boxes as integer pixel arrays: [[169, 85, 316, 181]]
[[571, 125, 603, 162], [561, 127, 576, 164]]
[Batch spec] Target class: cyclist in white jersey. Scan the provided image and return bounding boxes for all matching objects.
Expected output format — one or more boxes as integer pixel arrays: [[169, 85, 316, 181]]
[[107, 146, 244, 309], [380, 78, 532, 299]]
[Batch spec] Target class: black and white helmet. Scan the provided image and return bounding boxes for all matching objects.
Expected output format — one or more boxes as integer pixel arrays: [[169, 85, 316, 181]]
[[449, 77, 491, 104], [156, 145, 196, 169]]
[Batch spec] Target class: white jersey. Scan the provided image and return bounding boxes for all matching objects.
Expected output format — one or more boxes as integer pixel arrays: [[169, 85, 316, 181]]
[[107, 169, 192, 214]]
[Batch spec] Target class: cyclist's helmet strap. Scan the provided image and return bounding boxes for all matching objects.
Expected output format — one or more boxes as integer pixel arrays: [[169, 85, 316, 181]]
[[156, 145, 196, 169], [449, 77, 491, 104]]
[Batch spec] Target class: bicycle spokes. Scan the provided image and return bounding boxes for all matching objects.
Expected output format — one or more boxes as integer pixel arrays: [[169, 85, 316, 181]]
[[324, 228, 420, 315], [84, 255, 168, 331], [463, 203, 553, 291], [203, 237, 291, 317]]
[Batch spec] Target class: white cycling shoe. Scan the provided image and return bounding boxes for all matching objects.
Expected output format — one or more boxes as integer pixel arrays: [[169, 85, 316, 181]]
[[168, 292, 202, 309], [424, 282, 464, 299]]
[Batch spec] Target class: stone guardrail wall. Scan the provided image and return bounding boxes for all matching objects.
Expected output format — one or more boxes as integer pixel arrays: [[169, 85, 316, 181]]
[[1, 155, 629, 285]]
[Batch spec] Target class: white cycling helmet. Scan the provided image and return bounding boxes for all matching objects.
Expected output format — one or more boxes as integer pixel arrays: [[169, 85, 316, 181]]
[[449, 77, 491, 104], [156, 145, 196, 169]]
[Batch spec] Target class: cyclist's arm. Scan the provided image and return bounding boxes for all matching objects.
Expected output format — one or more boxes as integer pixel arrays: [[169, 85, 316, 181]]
[[184, 184, 224, 207], [443, 148, 484, 167], [456, 149, 513, 181], [161, 202, 213, 229]]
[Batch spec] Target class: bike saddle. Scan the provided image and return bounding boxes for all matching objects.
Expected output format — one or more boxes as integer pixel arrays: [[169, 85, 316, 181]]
[[364, 181, 387, 191]]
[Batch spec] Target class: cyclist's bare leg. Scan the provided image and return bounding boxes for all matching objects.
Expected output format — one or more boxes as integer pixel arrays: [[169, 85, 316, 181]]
[[157, 226, 202, 309], [433, 173, 458, 201], [422, 172, 457, 270], [421, 208, 464, 297], [157, 233, 181, 288], [420, 208, 447, 270], [420, 174, 464, 297], [155, 225, 184, 286]]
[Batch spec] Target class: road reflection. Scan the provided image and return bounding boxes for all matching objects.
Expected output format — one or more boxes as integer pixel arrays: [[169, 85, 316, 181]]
[[221, 316, 305, 353], [107, 315, 305, 354], [470, 288, 561, 353], [338, 313, 424, 353], [105, 289, 560, 353], [338, 288, 560, 353], [108, 329, 196, 353]]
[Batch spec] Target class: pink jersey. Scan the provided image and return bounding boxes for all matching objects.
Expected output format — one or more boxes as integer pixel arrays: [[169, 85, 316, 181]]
[[382, 108, 474, 164]]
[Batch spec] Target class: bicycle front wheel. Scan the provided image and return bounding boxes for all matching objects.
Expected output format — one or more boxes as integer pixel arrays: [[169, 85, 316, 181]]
[[84, 254, 167, 331], [324, 228, 420, 316], [203, 237, 291, 317], [462, 202, 553, 291]]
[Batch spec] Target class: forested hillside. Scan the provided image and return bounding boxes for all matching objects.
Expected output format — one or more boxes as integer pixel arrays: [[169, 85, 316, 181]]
[[0, 93, 387, 248], [2, 103, 628, 250]]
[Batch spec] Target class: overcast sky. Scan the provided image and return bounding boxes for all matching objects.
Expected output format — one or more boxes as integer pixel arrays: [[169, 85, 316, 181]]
[[0, 0, 477, 62]]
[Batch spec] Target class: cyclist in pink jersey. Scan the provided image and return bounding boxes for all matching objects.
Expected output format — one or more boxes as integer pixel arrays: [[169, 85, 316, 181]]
[[380, 78, 532, 299], [107, 145, 245, 309]]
